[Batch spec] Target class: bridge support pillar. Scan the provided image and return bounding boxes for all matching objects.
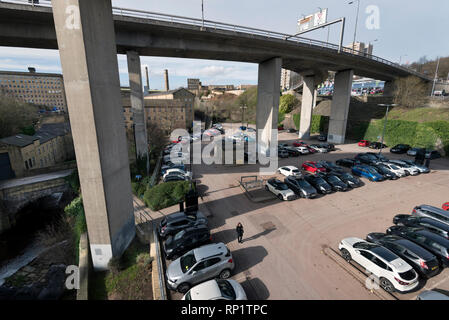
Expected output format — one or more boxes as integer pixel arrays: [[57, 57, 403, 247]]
[[256, 57, 282, 156], [298, 76, 315, 139], [127, 51, 149, 172], [327, 69, 354, 144], [383, 81, 395, 97], [52, 0, 135, 270]]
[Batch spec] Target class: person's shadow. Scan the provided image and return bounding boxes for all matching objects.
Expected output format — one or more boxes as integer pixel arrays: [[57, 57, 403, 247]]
[[242, 227, 276, 243]]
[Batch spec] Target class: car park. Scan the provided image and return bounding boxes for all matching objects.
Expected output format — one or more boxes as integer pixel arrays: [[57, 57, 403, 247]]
[[182, 279, 247, 300], [265, 178, 297, 201], [317, 172, 349, 192], [369, 142, 387, 149], [284, 176, 318, 198], [338, 238, 419, 293], [386, 226, 449, 267], [352, 165, 385, 182], [399, 159, 430, 173], [302, 161, 327, 174], [371, 164, 399, 180], [412, 205, 449, 226], [336, 158, 360, 168], [304, 174, 333, 194], [278, 166, 302, 177], [390, 144, 411, 154], [379, 162, 407, 177], [358, 140, 370, 147], [393, 214, 449, 240], [365, 233, 440, 278], [164, 225, 211, 260], [389, 160, 420, 176], [166, 243, 235, 293], [159, 211, 208, 239], [309, 144, 329, 153], [317, 160, 345, 173], [331, 171, 364, 188]]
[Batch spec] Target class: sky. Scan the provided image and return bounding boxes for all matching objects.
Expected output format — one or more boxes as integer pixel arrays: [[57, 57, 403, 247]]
[[0, 0, 448, 90]]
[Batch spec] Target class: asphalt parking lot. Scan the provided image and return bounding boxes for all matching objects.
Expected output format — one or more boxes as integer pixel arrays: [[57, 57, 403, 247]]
[[174, 125, 449, 300]]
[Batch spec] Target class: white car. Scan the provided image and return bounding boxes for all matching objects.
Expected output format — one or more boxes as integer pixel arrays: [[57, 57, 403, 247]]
[[379, 162, 407, 177], [163, 169, 192, 180], [278, 166, 302, 178], [182, 279, 247, 300], [339, 237, 419, 293], [265, 178, 297, 201], [389, 160, 420, 175], [309, 144, 328, 153], [400, 159, 430, 173], [294, 146, 310, 155]]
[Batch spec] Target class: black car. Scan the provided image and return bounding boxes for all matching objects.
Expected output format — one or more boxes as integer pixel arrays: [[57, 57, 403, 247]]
[[366, 233, 440, 278], [331, 171, 364, 188], [393, 215, 449, 240], [390, 144, 411, 154], [283, 147, 300, 157], [366, 152, 389, 162], [287, 128, 297, 133], [304, 174, 333, 194], [164, 225, 211, 260], [158, 211, 208, 238], [284, 176, 318, 199], [317, 160, 345, 173], [317, 172, 349, 192], [369, 142, 387, 149], [321, 143, 336, 151], [355, 153, 380, 165], [372, 164, 399, 180], [336, 158, 360, 168], [278, 147, 289, 158], [318, 134, 327, 141], [425, 150, 442, 160], [387, 226, 449, 267]]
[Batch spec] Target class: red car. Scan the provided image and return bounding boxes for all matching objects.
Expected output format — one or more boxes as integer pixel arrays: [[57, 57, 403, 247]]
[[443, 202, 449, 211], [358, 140, 370, 147], [293, 141, 307, 147], [306, 146, 317, 154], [302, 161, 326, 174]]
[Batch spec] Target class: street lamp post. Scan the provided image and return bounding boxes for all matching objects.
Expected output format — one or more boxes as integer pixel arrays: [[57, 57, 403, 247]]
[[201, 0, 205, 29], [378, 104, 397, 155], [348, 0, 361, 51], [240, 104, 247, 127]]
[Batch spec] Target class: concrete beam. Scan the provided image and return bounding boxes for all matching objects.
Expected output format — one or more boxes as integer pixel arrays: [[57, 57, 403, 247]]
[[126, 51, 149, 166], [256, 57, 282, 156], [52, 0, 135, 270], [327, 69, 354, 144], [298, 76, 315, 139]]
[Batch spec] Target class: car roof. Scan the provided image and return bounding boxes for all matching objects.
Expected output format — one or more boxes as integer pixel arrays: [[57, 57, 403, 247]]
[[418, 205, 449, 217], [393, 238, 436, 259], [194, 242, 228, 260], [187, 279, 223, 300], [283, 166, 299, 170]]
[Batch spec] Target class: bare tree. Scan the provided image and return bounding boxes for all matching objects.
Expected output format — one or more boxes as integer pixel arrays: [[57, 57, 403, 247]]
[[393, 76, 429, 109]]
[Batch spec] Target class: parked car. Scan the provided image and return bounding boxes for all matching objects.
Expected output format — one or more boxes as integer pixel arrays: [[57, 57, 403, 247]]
[[393, 214, 449, 240], [338, 237, 419, 293], [304, 174, 333, 194], [443, 202, 449, 211], [158, 211, 208, 238], [317, 160, 345, 174], [366, 233, 440, 278], [390, 144, 411, 154], [265, 178, 297, 201], [371, 164, 399, 180], [387, 226, 449, 267], [320, 143, 336, 151], [355, 153, 381, 165], [278, 148, 289, 158], [425, 150, 442, 159], [294, 146, 310, 155], [166, 243, 235, 293], [283, 147, 300, 157], [278, 166, 302, 177], [161, 164, 186, 175], [284, 176, 318, 198], [389, 160, 420, 176], [366, 152, 389, 162], [399, 159, 430, 173], [163, 169, 192, 180], [287, 128, 297, 133], [331, 171, 364, 188], [369, 142, 388, 149], [352, 165, 385, 182], [417, 290, 449, 300], [412, 205, 449, 227], [163, 174, 190, 183], [336, 158, 360, 168], [293, 141, 308, 147], [182, 279, 247, 300], [358, 140, 370, 147], [309, 144, 329, 153], [164, 225, 211, 260], [407, 148, 423, 157], [318, 134, 327, 141], [317, 172, 349, 192], [306, 146, 317, 154], [378, 162, 407, 177], [302, 161, 326, 174]]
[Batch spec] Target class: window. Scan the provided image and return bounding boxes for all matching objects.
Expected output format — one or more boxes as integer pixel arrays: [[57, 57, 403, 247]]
[[204, 257, 221, 268], [359, 250, 374, 260]]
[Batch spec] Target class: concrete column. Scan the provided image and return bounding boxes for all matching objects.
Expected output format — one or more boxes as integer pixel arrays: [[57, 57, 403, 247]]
[[52, 0, 135, 270], [383, 80, 395, 96], [298, 76, 315, 139], [313, 89, 318, 108], [327, 69, 354, 144], [256, 57, 282, 156], [127, 51, 149, 163]]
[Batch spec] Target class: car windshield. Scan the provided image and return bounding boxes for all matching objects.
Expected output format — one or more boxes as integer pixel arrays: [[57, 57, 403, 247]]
[[328, 176, 340, 183], [316, 178, 327, 185], [298, 180, 312, 188], [180, 254, 197, 273], [217, 280, 236, 300], [292, 169, 300, 174], [342, 173, 353, 179], [390, 164, 400, 170], [277, 183, 289, 190], [174, 230, 186, 241]]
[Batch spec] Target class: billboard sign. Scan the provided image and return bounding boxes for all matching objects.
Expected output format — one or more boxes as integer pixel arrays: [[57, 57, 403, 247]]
[[298, 9, 328, 32]]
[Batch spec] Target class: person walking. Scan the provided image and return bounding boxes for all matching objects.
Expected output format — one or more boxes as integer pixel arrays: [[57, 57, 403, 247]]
[[236, 223, 244, 243]]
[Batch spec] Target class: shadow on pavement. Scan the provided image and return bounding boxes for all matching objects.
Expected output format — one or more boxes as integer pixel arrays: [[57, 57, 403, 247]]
[[232, 245, 268, 274], [240, 277, 270, 300]]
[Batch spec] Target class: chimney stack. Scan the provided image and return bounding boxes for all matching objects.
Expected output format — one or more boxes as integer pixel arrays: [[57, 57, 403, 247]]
[[145, 66, 150, 90], [164, 69, 169, 91]]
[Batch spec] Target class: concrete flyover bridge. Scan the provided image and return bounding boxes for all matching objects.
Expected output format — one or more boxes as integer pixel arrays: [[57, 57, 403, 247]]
[[0, 0, 430, 269]]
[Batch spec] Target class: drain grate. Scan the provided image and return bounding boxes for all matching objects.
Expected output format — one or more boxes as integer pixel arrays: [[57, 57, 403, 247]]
[[260, 221, 276, 230]]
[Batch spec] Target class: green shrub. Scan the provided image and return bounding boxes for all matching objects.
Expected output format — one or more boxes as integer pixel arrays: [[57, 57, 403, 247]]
[[65, 169, 80, 194], [293, 114, 329, 133], [64, 196, 87, 262], [143, 181, 192, 211], [279, 94, 298, 114]]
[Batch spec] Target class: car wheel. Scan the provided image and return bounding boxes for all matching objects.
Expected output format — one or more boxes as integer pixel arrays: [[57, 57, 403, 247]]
[[379, 278, 395, 293], [177, 283, 191, 294], [369, 177, 374, 182], [265, 185, 269, 191], [219, 269, 231, 279], [278, 194, 284, 201], [404, 171, 410, 176], [340, 249, 351, 262]]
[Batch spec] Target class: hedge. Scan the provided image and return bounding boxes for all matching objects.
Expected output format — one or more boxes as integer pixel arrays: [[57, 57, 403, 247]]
[[143, 180, 193, 211], [293, 114, 329, 133], [64, 196, 87, 262]]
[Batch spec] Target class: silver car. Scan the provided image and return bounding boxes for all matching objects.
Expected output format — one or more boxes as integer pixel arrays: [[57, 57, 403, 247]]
[[166, 242, 235, 293], [399, 159, 430, 173], [412, 205, 449, 227], [389, 160, 420, 175]]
